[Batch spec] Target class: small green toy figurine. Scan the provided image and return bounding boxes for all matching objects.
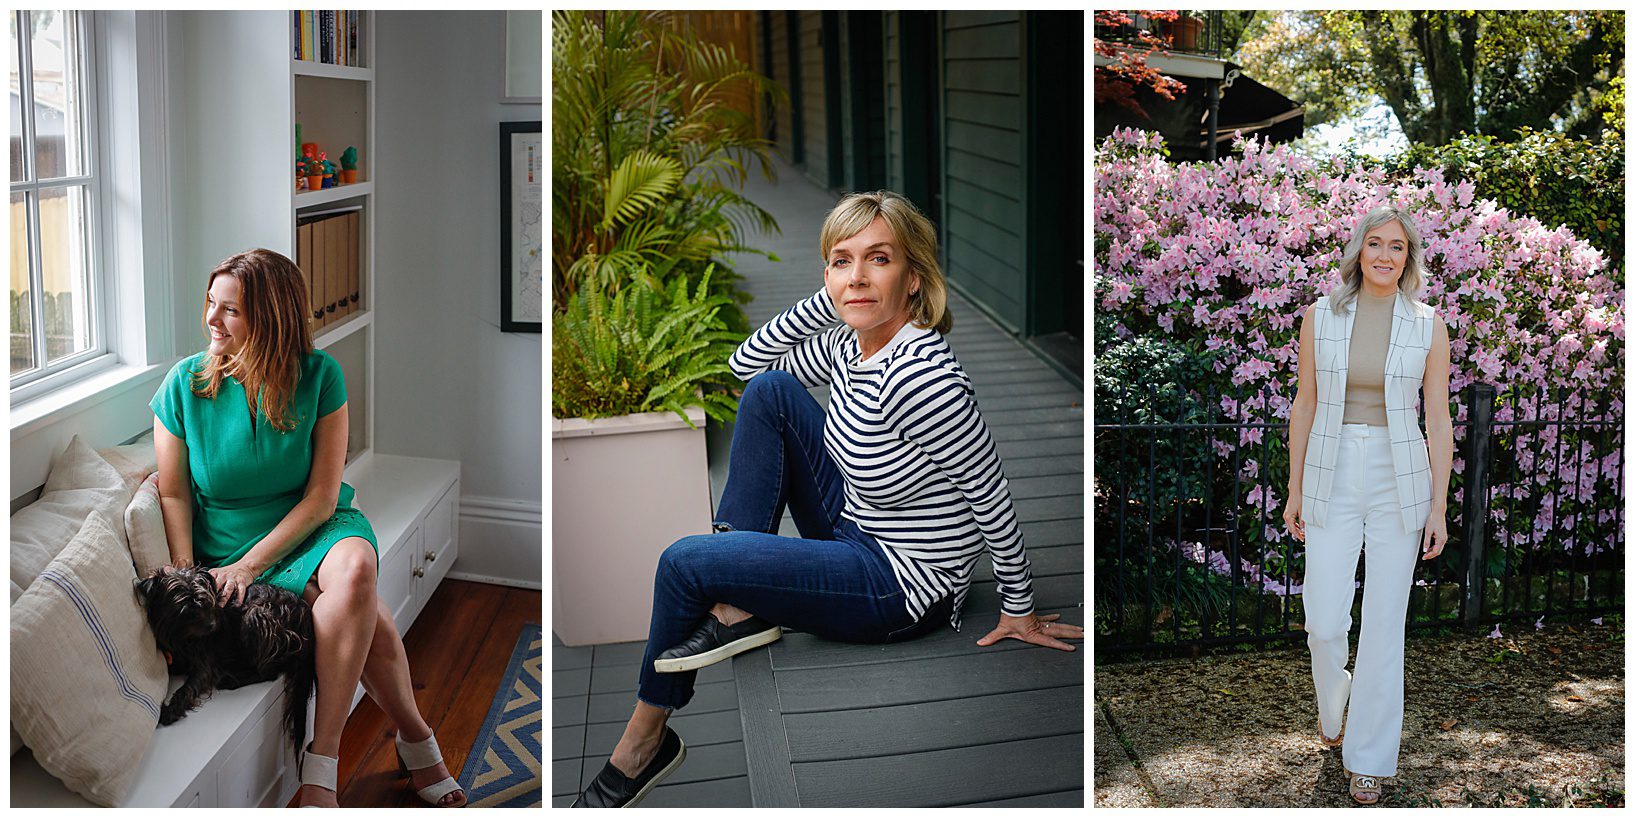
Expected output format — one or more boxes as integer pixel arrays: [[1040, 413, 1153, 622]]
[[339, 146, 359, 183]]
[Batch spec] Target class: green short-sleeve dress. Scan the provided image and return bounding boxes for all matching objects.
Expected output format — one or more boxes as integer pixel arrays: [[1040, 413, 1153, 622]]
[[150, 349, 378, 595]]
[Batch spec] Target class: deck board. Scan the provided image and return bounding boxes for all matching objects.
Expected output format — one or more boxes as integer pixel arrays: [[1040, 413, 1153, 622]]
[[772, 649, 1082, 712], [791, 734, 1084, 807], [782, 686, 1083, 760]]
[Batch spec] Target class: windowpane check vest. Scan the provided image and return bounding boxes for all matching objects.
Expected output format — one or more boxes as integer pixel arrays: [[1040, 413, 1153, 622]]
[[1301, 293, 1436, 534]]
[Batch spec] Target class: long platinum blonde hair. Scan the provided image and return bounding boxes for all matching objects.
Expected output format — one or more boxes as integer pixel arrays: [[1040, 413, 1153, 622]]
[[1328, 204, 1424, 315]]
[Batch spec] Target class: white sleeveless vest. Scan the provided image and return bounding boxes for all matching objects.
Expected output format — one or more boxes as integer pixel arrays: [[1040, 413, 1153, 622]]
[[1301, 293, 1436, 534]]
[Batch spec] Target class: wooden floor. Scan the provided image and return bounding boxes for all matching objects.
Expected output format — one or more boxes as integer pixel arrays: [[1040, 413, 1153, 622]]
[[287, 578, 542, 807]]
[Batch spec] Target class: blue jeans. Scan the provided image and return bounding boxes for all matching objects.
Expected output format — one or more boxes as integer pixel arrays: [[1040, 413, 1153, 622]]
[[637, 371, 946, 711]]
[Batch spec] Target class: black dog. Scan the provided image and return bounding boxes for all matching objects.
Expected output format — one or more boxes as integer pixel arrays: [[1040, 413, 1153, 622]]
[[135, 566, 317, 755]]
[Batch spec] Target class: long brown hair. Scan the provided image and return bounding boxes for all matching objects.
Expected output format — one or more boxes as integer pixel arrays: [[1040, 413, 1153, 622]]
[[192, 249, 313, 431]]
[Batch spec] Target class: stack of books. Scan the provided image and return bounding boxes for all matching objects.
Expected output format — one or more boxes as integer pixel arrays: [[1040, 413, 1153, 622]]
[[292, 11, 361, 66], [296, 208, 361, 333]]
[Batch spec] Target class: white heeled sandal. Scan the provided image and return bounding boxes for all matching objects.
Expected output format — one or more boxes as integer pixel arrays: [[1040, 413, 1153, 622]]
[[396, 731, 467, 808], [298, 745, 339, 808]]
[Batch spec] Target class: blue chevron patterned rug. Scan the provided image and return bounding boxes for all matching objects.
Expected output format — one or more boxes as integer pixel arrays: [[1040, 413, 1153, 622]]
[[458, 622, 542, 807]]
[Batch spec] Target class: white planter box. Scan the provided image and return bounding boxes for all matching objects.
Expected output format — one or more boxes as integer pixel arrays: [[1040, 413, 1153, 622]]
[[552, 406, 712, 646]]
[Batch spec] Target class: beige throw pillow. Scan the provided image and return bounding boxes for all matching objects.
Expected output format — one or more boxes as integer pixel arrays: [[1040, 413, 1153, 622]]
[[10, 513, 168, 806], [10, 436, 130, 604], [125, 473, 170, 580], [98, 438, 159, 491]]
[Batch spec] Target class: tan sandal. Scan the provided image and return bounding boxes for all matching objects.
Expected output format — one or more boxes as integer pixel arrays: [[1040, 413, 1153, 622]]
[[1347, 770, 1382, 805], [1317, 727, 1343, 749]]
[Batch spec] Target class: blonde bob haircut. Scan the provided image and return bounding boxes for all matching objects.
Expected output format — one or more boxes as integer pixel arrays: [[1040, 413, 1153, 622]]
[[819, 190, 952, 334], [1329, 204, 1425, 315]]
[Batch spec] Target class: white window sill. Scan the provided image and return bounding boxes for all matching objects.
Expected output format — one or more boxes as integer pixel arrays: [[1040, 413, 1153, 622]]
[[10, 360, 170, 438]]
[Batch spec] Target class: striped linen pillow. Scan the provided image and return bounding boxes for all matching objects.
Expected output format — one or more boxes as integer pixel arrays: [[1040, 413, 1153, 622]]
[[10, 512, 168, 806]]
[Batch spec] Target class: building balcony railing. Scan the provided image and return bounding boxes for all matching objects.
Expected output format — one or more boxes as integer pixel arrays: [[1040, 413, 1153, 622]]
[[1093, 10, 1224, 61]]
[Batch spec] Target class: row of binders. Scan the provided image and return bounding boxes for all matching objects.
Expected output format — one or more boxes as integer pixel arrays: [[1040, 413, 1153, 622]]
[[292, 11, 361, 66], [296, 209, 361, 333]]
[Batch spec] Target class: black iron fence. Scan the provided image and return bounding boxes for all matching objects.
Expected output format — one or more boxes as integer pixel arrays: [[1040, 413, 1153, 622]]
[[1094, 382, 1624, 655]]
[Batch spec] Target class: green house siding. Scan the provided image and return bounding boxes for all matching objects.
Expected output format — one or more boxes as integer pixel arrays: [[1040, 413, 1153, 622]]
[[768, 12, 794, 163], [798, 11, 829, 187], [941, 11, 1026, 331], [884, 13, 904, 193], [758, 10, 1080, 361]]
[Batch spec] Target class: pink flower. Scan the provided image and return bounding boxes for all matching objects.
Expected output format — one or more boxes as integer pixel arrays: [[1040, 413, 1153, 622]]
[[1094, 126, 1623, 579]]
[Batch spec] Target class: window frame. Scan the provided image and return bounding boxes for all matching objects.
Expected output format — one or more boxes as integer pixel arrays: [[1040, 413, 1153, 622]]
[[10, 9, 117, 404]]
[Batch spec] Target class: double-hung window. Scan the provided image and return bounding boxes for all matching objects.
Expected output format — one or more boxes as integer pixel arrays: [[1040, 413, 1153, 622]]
[[10, 9, 106, 400]]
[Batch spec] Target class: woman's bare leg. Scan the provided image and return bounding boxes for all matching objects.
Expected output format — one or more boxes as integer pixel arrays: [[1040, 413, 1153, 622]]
[[609, 701, 671, 777], [356, 597, 465, 806], [709, 602, 751, 626], [298, 537, 379, 808], [602, 595, 743, 780]]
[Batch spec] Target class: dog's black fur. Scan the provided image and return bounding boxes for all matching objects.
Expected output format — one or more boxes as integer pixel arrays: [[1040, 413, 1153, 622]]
[[135, 566, 316, 755]]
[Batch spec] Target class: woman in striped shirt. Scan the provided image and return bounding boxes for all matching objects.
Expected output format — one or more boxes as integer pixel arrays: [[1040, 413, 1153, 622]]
[[574, 191, 1082, 808]]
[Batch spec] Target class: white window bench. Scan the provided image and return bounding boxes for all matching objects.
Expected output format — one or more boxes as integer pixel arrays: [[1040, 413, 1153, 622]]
[[11, 453, 460, 807]]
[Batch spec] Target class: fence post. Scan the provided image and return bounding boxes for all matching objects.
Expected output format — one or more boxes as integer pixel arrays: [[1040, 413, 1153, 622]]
[[1461, 384, 1496, 627]]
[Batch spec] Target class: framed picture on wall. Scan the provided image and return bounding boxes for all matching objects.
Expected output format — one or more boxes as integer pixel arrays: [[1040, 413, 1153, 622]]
[[500, 120, 543, 333]]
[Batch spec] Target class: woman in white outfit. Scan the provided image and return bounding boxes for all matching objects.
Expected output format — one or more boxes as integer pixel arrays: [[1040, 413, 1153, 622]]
[[1283, 204, 1453, 805]]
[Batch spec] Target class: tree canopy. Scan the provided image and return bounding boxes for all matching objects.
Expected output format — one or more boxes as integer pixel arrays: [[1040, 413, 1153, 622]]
[[1235, 10, 1624, 144]]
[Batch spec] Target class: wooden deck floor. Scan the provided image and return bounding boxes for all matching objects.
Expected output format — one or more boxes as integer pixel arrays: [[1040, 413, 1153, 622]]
[[551, 636, 752, 807], [723, 161, 1085, 807], [551, 158, 1084, 807]]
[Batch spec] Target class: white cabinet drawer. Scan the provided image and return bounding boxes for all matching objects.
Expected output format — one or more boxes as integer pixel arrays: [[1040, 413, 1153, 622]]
[[424, 482, 454, 557], [421, 483, 457, 591], [214, 700, 288, 808], [379, 524, 418, 629]]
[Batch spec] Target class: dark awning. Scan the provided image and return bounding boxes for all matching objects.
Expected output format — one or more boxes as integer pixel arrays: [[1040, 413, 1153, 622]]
[[1199, 65, 1304, 150]]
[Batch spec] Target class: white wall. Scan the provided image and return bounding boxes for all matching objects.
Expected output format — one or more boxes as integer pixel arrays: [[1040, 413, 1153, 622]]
[[373, 11, 541, 588]]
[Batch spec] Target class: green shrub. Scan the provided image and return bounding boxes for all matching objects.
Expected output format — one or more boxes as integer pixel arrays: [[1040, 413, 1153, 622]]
[[1384, 128, 1624, 276], [551, 10, 784, 322], [1093, 313, 1223, 513], [552, 266, 744, 425]]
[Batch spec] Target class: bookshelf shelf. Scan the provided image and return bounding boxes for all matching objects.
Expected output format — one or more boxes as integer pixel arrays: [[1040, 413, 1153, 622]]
[[296, 180, 373, 207], [292, 60, 372, 82], [314, 309, 373, 350]]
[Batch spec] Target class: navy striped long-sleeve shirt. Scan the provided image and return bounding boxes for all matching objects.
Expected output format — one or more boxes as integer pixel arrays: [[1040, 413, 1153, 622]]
[[727, 288, 1035, 630]]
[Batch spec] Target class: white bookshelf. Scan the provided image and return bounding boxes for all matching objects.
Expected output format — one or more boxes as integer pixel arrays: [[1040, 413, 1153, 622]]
[[292, 13, 375, 463]]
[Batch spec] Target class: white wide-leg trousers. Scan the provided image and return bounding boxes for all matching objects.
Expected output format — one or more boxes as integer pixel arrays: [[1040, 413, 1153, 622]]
[[1301, 424, 1423, 778]]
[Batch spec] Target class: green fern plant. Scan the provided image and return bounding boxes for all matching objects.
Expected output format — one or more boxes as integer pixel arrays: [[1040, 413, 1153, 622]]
[[552, 10, 784, 311], [553, 265, 744, 425]]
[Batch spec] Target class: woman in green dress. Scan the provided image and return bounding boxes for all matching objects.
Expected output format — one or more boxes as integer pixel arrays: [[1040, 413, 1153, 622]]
[[151, 249, 465, 808]]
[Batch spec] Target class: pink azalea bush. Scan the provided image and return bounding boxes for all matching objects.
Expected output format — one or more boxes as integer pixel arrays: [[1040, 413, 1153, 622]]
[[1095, 127, 1624, 595]]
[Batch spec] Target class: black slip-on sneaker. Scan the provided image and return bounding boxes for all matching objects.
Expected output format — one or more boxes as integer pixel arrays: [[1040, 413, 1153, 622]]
[[652, 615, 782, 673], [571, 726, 686, 808]]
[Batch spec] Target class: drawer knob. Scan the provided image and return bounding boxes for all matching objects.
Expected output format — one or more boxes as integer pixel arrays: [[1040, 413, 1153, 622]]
[[425, 551, 437, 562], [413, 567, 426, 578]]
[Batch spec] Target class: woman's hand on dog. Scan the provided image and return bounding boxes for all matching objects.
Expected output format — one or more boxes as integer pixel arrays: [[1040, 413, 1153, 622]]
[[975, 612, 1083, 652], [207, 561, 258, 607]]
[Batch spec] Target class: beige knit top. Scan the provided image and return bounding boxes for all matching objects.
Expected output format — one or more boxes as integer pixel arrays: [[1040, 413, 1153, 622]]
[[1342, 289, 1396, 426]]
